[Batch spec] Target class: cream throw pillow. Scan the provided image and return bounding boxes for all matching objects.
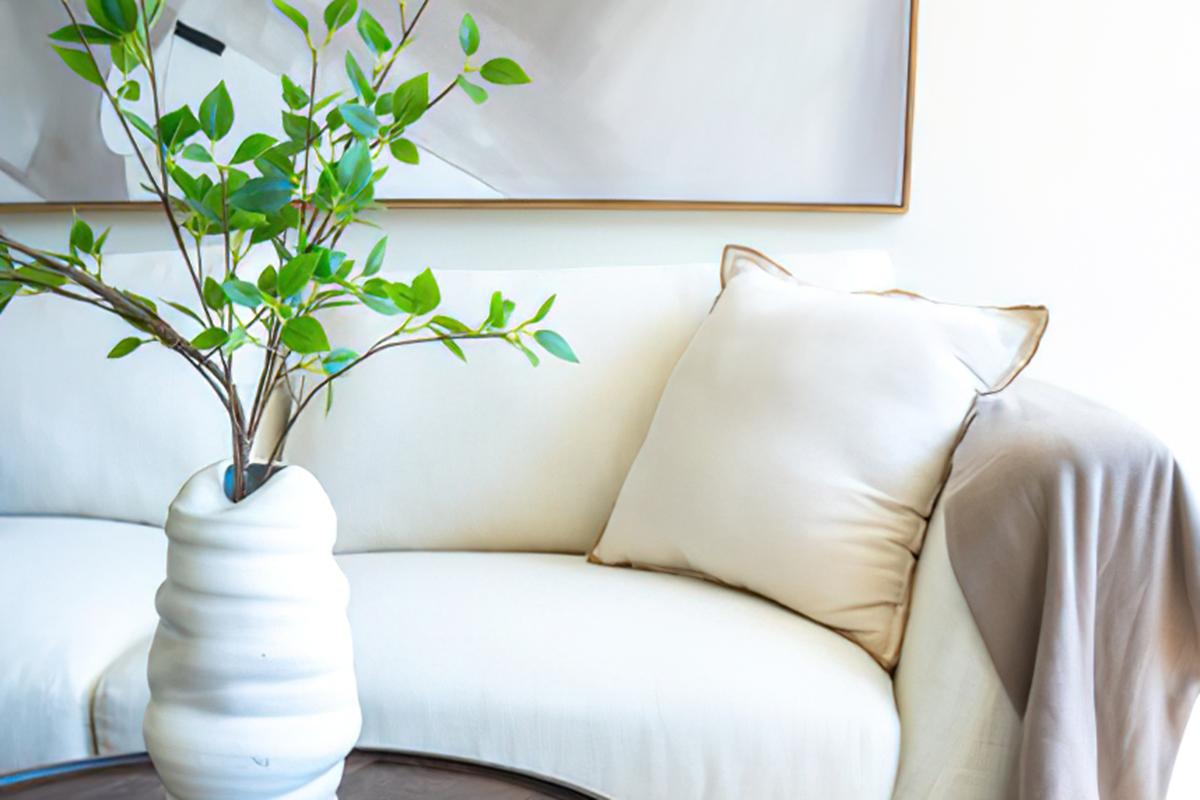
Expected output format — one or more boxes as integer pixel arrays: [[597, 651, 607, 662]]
[[589, 246, 1048, 669]]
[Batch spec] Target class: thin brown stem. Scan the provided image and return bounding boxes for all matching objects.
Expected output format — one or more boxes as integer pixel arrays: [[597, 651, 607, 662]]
[[374, 0, 431, 90], [427, 79, 457, 111], [60, 2, 161, 199], [113, 0, 210, 322]]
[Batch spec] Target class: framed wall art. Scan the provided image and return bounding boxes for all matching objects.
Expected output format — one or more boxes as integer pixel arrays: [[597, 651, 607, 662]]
[[0, 0, 918, 211]]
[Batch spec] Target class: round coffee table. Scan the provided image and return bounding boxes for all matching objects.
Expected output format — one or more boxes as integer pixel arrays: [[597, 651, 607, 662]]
[[0, 750, 597, 799]]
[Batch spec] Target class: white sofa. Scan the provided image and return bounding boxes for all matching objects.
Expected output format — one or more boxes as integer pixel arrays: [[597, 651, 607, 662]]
[[0, 249, 1140, 798]]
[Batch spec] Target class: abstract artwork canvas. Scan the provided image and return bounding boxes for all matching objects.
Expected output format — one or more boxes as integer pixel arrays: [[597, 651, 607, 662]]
[[0, 0, 916, 210]]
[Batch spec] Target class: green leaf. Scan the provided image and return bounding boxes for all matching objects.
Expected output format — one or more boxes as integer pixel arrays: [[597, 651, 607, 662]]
[[107, 337, 145, 359], [144, 0, 165, 26], [323, 0, 357, 33], [486, 290, 508, 328], [14, 266, 67, 288], [222, 326, 249, 354], [70, 218, 95, 254], [383, 281, 415, 312], [440, 338, 467, 362], [281, 111, 318, 143], [203, 276, 227, 310], [345, 52, 375, 103], [335, 139, 373, 195], [257, 265, 278, 295], [109, 41, 138, 74], [459, 13, 480, 56], [191, 327, 230, 349], [357, 10, 391, 55], [88, 0, 138, 33], [180, 143, 212, 163], [456, 75, 488, 105], [313, 248, 336, 279], [51, 47, 103, 87], [280, 74, 310, 110], [122, 291, 157, 314], [277, 251, 320, 297], [157, 106, 201, 150], [338, 102, 379, 139], [163, 299, 206, 327], [322, 347, 357, 374], [359, 291, 402, 315], [123, 111, 156, 142], [221, 278, 263, 309], [198, 81, 234, 141], [282, 315, 330, 353], [391, 73, 428, 127], [529, 294, 556, 324], [480, 57, 531, 85], [231, 133, 277, 164], [389, 138, 419, 165], [49, 24, 119, 45], [325, 106, 344, 132], [412, 268, 440, 314], [363, 237, 387, 276], [228, 177, 293, 214], [272, 0, 309, 36], [513, 338, 540, 367], [533, 330, 578, 363], [431, 314, 469, 333], [117, 80, 140, 101]]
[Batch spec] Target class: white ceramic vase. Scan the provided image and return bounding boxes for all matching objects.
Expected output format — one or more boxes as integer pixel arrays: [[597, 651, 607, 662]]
[[144, 462, 361, 800]]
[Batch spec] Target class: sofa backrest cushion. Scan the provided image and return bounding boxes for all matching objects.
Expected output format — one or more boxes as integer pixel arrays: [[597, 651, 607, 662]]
[[285, 253, 896, 554], [0, 249, 264, 527]]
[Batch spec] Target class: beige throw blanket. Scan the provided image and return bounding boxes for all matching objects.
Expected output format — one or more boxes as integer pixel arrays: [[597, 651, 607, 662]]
[[944, 380, 1200, 800]]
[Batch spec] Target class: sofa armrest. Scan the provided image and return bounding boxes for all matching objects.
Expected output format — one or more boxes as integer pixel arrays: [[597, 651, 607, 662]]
[[891, 501, 1020, 800]]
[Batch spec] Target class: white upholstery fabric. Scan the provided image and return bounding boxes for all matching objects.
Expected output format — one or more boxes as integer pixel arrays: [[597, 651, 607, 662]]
[[590, 253, 1048, 668], [0, 516, 165, 773], [94, 635, 155, 757], [0, 249, 266, 527], [286, 254, 896, 555], [92, 551, 900, 800], [892, 505, 1021, 799]]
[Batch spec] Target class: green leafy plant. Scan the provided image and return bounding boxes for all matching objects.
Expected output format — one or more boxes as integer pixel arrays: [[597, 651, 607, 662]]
[[0, 0, 574, 501]]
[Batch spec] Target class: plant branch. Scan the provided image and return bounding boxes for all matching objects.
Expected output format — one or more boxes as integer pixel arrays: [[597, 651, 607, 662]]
[[374, 0, 432, 90], [264, 330, 507, 469], [297, 47, 320, 236]]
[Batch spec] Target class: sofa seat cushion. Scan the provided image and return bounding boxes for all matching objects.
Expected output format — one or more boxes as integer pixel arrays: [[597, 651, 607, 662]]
[[94, 552, 900, 799], [352, 552, 901, 799], [0, 516, 165, 773]]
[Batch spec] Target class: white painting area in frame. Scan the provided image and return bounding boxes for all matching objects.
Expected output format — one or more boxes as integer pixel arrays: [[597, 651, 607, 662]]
[[0, 0, 914, 208]]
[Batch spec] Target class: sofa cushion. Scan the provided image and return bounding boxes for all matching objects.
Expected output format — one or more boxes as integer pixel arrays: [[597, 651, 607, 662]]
[[0, 516, 165, 773], [285, 253, 896, 554], [0, 249, 268, 527], [93, 551, 900, 799], [589, 247, 1048, 668]]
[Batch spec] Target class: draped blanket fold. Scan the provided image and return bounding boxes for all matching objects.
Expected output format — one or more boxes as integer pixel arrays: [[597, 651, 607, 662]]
[[944, 380, 1200, 800]]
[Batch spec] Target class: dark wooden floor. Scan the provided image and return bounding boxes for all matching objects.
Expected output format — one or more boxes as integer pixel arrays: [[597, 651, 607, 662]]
[[0, 750, 598, 799]]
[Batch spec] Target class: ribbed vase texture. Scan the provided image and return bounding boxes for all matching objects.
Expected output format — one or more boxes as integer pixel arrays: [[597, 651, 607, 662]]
[[145, 462, 361, 800]]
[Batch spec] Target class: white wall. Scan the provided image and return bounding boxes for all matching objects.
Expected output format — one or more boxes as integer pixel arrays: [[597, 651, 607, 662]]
[[4, 0, 1197, 471]]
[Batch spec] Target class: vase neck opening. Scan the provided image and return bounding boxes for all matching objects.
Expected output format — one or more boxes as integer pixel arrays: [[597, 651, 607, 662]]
[[223, 462, 287, 502]]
